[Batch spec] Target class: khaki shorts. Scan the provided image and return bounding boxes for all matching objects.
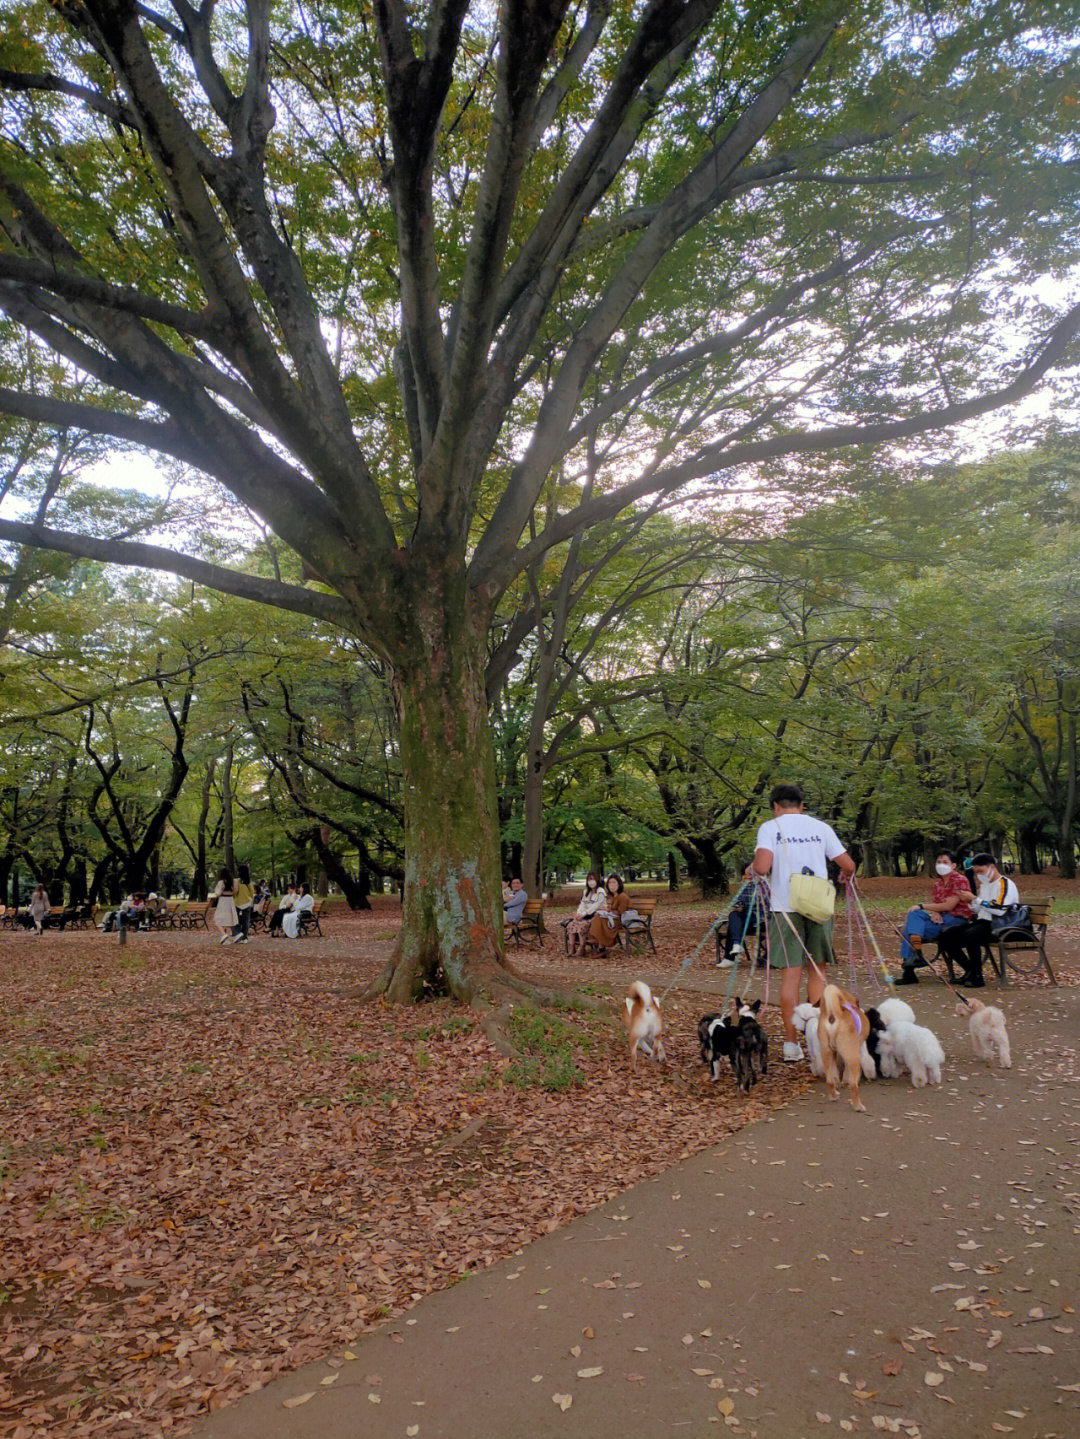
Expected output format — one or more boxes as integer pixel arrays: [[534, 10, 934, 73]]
[[768, 911, 835, 969]]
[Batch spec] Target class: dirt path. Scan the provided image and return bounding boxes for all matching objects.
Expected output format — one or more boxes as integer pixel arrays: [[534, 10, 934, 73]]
[[193, 981, 1079, 1439]]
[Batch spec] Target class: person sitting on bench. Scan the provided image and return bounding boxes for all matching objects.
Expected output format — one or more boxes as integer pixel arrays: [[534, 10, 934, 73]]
[[896, 850, 974, 984], [281, 885, 314, 939], [503, 878, 528, 927], [937, 853, 1019, 988], [718, 871, 770, 968], [268, 885, 297, 934]]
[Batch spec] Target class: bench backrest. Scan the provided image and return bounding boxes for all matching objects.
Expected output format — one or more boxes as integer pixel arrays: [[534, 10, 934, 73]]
[[1019, 897, 1053, 927], [628, 899, 657, 917], [521, 899, 544, 918]]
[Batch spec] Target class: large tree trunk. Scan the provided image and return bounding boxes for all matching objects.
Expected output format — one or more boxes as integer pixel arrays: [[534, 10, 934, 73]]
[[375, 594, 510, 1006]]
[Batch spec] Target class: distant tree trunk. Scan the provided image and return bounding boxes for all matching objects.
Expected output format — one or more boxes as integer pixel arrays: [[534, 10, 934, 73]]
[[667, 852, 679, 892], [221, 745, 235, 875], [1017, 824, 1042, 875], [311, 826, 371, 908], [678, 837, 728, 899], [1058, 715, 1078, 878], [521, 754, 545, 898], [191, 759, 215, 900]]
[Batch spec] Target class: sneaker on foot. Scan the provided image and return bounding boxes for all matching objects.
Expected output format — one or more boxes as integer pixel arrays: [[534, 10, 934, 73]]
[[782, 1040, 804, 1062], [730, 943, 743, 956], [717, 958, 735, 969]]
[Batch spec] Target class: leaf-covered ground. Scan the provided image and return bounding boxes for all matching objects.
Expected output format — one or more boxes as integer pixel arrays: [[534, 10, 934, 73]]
[[2, 881, 1075, 1438]]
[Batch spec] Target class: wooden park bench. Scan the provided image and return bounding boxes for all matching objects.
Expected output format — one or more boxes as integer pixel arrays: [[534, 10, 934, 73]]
[[621, 897, 658, 954], [505, 898, 545, 947], [935, 896, 1057, 987], [296, 899, 326, 937], [175, 900, 212, 930]]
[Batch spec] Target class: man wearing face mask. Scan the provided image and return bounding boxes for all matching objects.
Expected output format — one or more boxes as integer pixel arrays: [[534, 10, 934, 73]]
[[937, 852, 1020, 988], [895, 850, 975, 985]]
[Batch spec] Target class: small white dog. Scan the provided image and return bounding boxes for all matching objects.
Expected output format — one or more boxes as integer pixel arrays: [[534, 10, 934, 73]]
[[877, 997, 916, 1028], [876, 1019, 945, 1087], [793, 1001, 875, 1080], [792, 1002, 823, 1074], [957, 996, 1011, 1068]]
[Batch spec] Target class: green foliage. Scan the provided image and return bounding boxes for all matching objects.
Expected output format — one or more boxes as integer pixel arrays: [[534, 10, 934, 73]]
[[503, 1004, 591, 1091]]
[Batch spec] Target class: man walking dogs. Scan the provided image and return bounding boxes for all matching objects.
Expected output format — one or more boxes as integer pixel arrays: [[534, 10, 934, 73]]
[[752, 784, 856, 1062]]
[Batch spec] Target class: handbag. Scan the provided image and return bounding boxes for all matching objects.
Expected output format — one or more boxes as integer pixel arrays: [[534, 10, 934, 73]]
[[990, 902, 1030, 936], [788, 868, 835, 925]]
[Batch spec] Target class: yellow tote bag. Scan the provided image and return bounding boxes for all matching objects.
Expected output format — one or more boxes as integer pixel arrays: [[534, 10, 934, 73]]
[[788, 872, 835, 925]]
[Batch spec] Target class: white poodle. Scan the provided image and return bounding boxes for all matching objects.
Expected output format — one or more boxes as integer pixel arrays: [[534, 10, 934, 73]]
[[957, 996, 1011, 1068], [875, 1019, 945, 1087], [793, 1002, 824, 1075], [876, 997, 916, 1028]]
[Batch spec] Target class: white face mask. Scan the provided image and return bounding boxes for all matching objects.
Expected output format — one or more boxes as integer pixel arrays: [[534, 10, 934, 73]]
[[935, 862, 953, 876]]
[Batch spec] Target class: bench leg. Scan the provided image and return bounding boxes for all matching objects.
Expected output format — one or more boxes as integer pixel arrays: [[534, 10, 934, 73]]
[[990, 942, 1006, 987], [1038, 940, 1058, 985]]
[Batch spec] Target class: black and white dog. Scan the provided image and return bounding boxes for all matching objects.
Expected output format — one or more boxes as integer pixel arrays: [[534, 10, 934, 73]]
[[698, 1011, 736, 1081], [698, 999, 768, 1093]]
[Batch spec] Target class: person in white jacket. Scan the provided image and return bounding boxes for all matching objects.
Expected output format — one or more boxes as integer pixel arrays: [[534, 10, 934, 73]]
[[938, 852, 1019, 987], [282, 886, 314, 939]]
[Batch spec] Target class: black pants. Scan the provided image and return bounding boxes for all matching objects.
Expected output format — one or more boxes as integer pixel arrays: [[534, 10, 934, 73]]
[[268, 910, 286, 933], [938, 918, 992, 979]]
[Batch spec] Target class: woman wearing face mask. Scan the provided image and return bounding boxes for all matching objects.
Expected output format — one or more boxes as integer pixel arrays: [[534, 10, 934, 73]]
[[937, 853, 1020, 988], [895, 850, 975, 985]]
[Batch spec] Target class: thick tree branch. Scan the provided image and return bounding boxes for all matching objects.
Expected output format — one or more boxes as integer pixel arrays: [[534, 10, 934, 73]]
[[486, 295, 1080, 591], [0, 518, 355, 625]]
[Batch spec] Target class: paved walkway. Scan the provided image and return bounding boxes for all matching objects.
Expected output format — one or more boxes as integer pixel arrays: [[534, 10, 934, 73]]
[[195, 982, 1080, 1439]]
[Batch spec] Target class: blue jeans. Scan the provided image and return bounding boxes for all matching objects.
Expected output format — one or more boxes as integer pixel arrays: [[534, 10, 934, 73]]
[[726, 898, 768, 957], [901, 908, 966, 965]]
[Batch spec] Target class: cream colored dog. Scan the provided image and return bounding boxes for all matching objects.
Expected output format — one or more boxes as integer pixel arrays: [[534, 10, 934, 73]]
[[957, 996, 1011, 1068]]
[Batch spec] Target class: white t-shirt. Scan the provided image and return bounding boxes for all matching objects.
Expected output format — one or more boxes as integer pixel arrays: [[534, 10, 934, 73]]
[[755, 812, 847, 913]]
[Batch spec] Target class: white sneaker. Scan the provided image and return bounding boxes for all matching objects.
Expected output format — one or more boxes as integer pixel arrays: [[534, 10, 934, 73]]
[[717, 958, 735, 969], [782, 1041, 804, 1063], [730, 943, 743, 955]]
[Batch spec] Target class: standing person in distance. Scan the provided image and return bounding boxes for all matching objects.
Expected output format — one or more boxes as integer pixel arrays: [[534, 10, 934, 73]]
[[232, 863, 253, 944], [212, 868, 238, 945], [751, 783, 856, 1062], [28, 883, 49, 935]]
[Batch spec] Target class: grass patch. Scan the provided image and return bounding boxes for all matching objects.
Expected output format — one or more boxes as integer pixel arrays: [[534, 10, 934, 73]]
[[503, 1004, 589, 1092], [409, 1013, 474, 1041]]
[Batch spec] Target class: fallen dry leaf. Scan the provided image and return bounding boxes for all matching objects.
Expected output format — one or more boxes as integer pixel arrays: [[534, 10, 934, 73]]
[[552, 1393, 572, 1412], [283, 1393, 315, 1409]]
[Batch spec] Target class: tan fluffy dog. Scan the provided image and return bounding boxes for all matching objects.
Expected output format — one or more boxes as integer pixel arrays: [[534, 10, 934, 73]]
[[818, 983, 870, 1111], [623, 981, 666, 1071]]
